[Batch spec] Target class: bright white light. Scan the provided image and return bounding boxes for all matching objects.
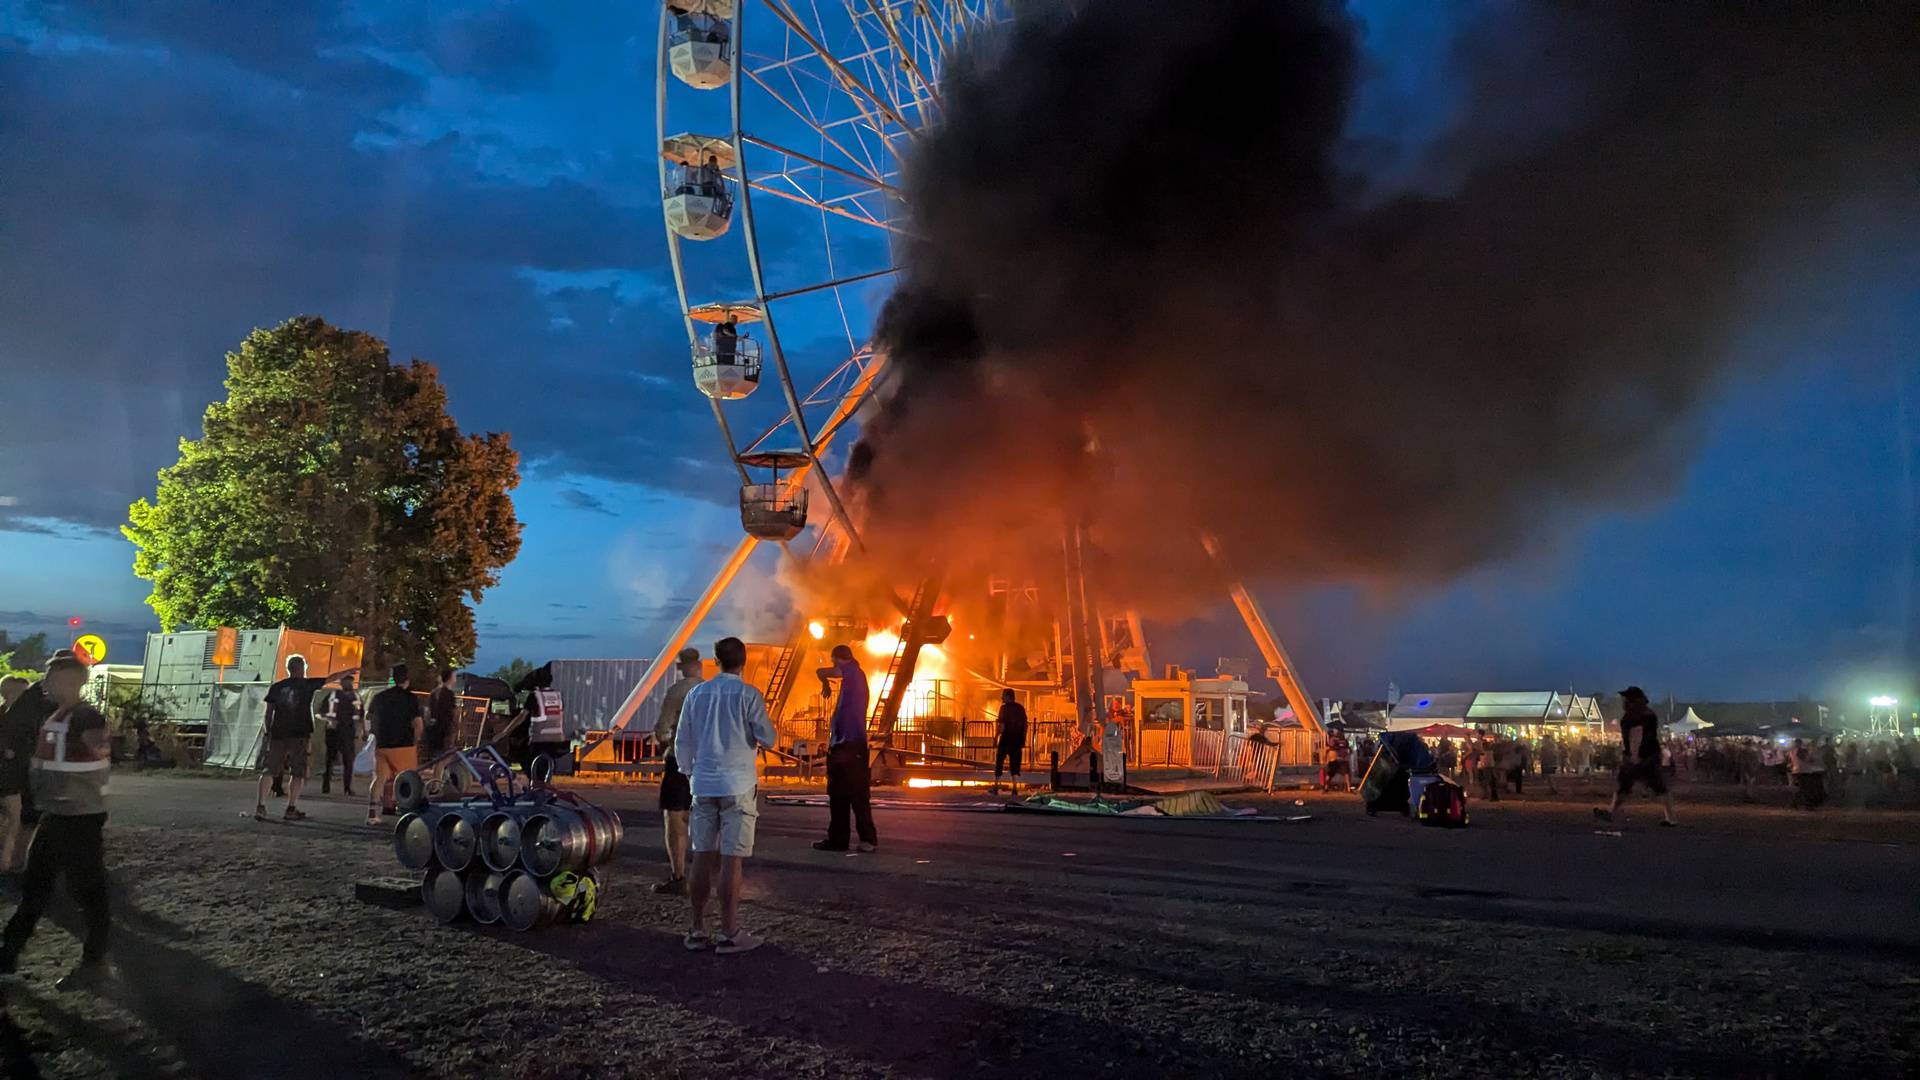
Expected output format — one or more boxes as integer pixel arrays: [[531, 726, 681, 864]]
[[864, 629, 899, 657], [1870, 695, 1897, 708], [808, 620, 825, 641]]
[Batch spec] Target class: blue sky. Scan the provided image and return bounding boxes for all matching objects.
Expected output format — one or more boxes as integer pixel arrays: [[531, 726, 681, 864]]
[[0, 1, 1912, 704]]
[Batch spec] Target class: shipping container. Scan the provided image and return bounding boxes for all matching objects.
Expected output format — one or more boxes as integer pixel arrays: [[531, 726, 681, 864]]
[[140, 627, 365, 722]]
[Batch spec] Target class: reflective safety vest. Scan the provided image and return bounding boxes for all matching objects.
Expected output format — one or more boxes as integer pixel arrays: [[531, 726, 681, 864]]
[[32, 705, 110, 815]]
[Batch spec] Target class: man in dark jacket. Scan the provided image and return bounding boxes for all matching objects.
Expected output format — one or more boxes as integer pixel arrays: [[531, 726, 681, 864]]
[[426, 667, 459, 759], [812, 645, 877, 852], [991, 689, 1028, 795], [320, 674, 363, 796], [0, 672, 50, 873]]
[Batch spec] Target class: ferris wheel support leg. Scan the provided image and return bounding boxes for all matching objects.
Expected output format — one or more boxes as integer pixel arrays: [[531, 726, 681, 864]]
[[582, 536, 761, 762], [1199, 534, 1324, 741]]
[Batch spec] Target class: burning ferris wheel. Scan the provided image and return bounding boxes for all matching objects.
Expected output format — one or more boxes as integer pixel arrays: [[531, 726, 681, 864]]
[[592, 0, 1324, 782]]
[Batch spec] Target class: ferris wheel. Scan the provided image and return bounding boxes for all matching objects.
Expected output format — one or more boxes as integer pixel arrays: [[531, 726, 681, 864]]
[[582, 0, 1009, 734], [657, 0, 1006, 556]]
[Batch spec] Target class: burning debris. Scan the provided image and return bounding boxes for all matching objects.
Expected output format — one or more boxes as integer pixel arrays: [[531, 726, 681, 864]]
[[847, 0, 1920, 613]]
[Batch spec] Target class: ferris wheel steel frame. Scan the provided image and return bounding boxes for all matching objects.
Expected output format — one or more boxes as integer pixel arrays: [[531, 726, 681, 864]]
[[595, 0, 1329, 759]]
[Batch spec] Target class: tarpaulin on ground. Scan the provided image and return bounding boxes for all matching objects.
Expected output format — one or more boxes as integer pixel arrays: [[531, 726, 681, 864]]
[[206, 682, 270, 770]]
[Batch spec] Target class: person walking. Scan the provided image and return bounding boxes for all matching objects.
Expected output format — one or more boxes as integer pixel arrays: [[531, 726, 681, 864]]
[[813, 644, 877, 851], [676, 637, 777, 954], [651, 647, 703, 895], [0, 657, 113, 990], [366, 665, 424, 827], [991, 688, 1030, 796], [254, 656, 353, 823], [320, 674, 362, 796], [1538, 734, 1560, 795], [1595, 686, 1677, 827]]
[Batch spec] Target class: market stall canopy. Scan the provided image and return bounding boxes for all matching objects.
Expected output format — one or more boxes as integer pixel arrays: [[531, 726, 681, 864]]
[[1665, 707, 1709, 732], [1411, 723, 1478, 739], [1389, 690, 1604, 730]]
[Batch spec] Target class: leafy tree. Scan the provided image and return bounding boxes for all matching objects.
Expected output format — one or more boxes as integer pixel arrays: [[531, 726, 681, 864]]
[[488, 657, 536, 687], [0, 631, 50, 672], [0, 651, 43, 684], [124, 317, 522, 669]]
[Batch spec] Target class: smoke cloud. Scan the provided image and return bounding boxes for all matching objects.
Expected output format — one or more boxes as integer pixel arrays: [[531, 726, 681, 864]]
[[845, 0, 1919, 614]]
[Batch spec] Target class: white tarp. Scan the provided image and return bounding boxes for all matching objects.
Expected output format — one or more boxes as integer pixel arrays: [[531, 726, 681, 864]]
[[206, 682, 270, 770]]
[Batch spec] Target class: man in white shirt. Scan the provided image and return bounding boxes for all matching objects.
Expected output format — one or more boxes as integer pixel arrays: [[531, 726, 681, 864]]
[[673, 636, 776, 955]]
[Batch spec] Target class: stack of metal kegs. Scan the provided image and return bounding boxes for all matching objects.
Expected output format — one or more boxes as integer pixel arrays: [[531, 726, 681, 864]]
[[390, 748, 623, 930]]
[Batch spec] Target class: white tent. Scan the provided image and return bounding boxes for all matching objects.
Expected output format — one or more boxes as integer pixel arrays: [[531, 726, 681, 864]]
[[1665, 707, 1709, 733]]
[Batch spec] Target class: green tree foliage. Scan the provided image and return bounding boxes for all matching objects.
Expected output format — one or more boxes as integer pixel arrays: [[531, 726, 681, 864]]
[[487, 656, 535, 687], [124, 317, 522, 668], [0, 631, 50, 672], [0, 652, 43, 684]]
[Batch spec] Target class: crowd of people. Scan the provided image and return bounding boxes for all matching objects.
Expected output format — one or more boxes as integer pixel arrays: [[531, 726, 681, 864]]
[[1323, 690, 1920, 819], [251, 658, 461, 828]]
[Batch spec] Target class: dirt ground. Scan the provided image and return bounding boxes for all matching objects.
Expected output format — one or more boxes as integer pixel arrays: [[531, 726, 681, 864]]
[[1, 771, 1917, 1079]]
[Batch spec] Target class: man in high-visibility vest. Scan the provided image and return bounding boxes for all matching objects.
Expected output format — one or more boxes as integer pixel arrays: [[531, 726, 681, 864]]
[[0, 655, 112, 991]]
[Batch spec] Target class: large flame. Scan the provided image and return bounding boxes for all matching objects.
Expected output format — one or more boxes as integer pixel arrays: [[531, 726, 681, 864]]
[[857, 627, 957, 724]]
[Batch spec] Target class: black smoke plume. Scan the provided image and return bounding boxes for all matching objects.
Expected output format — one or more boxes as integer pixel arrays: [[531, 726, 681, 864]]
[[847, 0, 1919, 612]]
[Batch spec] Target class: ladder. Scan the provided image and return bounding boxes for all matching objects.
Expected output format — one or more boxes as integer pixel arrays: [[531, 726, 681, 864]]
[[869, 577, 933, 744], [762, 637, 806, 726]]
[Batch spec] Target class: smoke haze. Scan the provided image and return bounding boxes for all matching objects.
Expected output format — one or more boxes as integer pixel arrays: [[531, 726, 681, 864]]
[[845, 0, 1919, 614]]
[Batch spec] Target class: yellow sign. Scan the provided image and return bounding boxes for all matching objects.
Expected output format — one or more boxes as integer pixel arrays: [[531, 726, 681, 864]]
[[72, 634, 107, 664], [212, 626, 238, 667]]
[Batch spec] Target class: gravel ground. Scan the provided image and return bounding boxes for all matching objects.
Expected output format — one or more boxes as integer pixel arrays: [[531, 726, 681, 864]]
[[1, 773, 1916, 1079]]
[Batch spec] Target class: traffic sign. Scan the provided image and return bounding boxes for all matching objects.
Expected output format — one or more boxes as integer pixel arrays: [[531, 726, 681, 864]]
[[72, 634, 107, 664], [211, 626, 238, 667]]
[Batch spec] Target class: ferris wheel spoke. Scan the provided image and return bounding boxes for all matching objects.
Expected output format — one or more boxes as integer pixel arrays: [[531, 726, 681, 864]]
[[858, 0, 942, 114], [742, 133, 900, 195], [760, 0, 916, 137], [744, 177, 903, 233], [742, 65, 891, 185], [760, 265, 899, 304], [835, 0, 925, 126]]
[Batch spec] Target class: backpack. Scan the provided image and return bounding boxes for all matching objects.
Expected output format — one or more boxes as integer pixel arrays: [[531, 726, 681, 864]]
[[1416, 778, 1469, 828]]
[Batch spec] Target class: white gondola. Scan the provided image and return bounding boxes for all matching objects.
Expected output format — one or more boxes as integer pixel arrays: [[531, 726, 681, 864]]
[[666, 1, 733, 89], [662, 134, 735, 241], [737, 450, 810, 540], [688, 302, 764, 399]]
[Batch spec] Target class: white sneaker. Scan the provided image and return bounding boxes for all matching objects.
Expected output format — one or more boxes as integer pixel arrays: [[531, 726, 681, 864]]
[[714, 930, 763, 955]]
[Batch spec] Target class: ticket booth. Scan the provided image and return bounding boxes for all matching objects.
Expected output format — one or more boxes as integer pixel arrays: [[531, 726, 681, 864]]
[[1129, 671, 1251, 768]]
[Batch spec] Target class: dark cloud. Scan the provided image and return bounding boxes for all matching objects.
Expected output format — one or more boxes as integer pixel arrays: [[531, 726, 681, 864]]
[[0, 12, 728, 533], [431, 8, 555, 90], [557, 487, 618, 516]]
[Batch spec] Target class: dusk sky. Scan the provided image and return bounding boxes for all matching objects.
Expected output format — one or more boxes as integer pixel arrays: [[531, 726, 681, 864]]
[[0, 1, 1913, 707]]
